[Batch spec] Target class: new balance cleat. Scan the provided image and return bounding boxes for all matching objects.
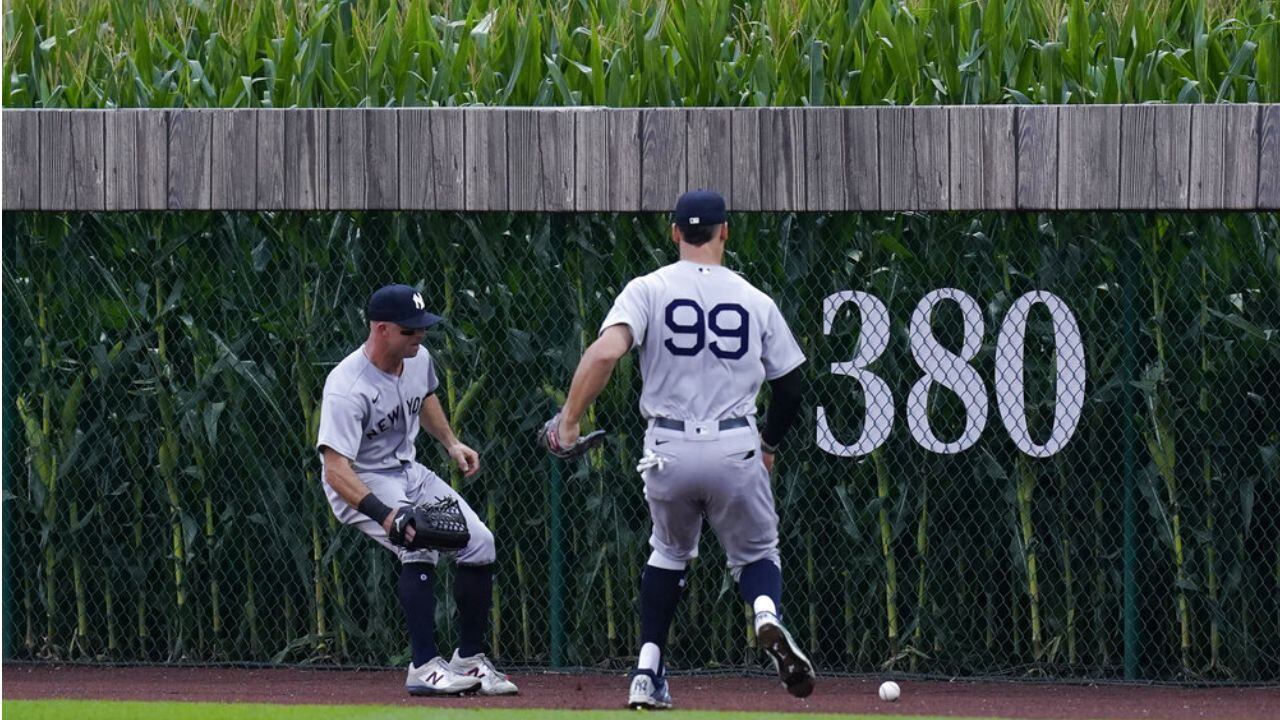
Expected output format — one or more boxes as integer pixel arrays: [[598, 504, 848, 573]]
[[405, 656, 482, 696], [449, 651, 519, 696]]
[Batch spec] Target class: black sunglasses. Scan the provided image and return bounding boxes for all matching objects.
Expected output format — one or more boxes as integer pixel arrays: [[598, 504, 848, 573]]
[[397, 326, 425, 336]]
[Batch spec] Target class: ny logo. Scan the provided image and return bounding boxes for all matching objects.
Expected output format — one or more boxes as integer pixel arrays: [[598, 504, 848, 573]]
[[413, 293, 425, 310]]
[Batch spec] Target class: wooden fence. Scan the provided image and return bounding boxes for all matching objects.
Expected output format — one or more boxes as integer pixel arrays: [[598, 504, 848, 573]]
[[3, 105, 1277, 212]]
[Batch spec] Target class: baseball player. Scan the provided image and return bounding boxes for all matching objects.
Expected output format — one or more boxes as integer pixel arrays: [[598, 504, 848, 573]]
[[541, 190, 814, 708], [317, 284, 518, 697]]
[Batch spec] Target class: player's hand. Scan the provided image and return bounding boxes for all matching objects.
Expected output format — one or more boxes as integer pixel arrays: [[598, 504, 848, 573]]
[[449, 442, 481, 477], [383, 511, 417, 544], [762, 450, 776, 474], [557, 416, 581, 446]]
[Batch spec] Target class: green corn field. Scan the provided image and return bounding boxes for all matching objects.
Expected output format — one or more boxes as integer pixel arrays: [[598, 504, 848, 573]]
[[3, 211, 1277, 680], [3, 0, 1280, 108], [3, 0, 1279, 683]]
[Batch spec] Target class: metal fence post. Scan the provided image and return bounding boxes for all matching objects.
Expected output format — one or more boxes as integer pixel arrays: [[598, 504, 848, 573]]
[[1120, 230, 1141, 680], [549, 455, 565, 667]]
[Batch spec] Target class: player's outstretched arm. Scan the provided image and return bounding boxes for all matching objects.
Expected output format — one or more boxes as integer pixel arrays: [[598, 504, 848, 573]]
[[558, 324, 633, 443], [322, 448, 405, 537], [419, 394, 480, 477]]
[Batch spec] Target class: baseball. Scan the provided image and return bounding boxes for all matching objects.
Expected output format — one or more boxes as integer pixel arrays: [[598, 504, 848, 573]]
[[878, 680, 900, 702]]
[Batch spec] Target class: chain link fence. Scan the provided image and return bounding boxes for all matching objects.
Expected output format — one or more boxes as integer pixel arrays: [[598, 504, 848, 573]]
[[3, 211, 1278, 682]]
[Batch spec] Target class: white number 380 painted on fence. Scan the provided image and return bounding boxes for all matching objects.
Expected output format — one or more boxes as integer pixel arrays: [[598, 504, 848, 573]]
[[816, 289, 1086, 458]]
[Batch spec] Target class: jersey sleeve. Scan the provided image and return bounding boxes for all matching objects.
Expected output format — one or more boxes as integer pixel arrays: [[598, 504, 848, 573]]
[[599, 277, 651, 349], [761, 299, 806, 380], [316, 392, 366, 459]]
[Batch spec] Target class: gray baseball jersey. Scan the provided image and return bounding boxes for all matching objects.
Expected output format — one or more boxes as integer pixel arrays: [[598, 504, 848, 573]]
[[316, 344, 439, 473], [601, 259, 805, 571], [316, 344, 495, 565], [601, 260, 805, 421]]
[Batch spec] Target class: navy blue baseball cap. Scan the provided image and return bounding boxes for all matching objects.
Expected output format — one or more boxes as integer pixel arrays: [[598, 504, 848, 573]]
[[673, 189, 727, 228], [367, 284, 444, 329]]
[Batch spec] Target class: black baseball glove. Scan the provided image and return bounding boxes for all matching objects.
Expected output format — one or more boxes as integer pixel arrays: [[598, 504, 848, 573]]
[[538, 411, 607, 460], [387, 497, 471, 551]]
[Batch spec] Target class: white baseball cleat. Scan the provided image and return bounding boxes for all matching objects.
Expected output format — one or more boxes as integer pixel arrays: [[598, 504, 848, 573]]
[[449, 651, 520, 695], [405, 656, 482, 696], [757, 617, 816, 698], [627, 669, 673, 709]]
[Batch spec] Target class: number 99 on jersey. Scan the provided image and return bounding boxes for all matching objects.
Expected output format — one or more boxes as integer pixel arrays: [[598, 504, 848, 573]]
[[816, 289, 1086, 459]]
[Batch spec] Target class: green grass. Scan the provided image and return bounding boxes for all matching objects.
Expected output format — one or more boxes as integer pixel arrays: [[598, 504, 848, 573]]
[[1, 700, 998, 720]]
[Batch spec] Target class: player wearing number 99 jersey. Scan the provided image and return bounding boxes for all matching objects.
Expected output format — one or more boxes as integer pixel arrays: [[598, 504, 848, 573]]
[[551, 189, 815, 708]]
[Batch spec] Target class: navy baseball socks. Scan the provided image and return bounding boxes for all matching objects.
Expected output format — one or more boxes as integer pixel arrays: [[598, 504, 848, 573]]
[[449, 564, 519, 695], [739, 559, 816, 698], [453, 563, 492, 657], [629, 564, 686, 708], [398, 563, 440, 665], [399, 563, 480, 696]]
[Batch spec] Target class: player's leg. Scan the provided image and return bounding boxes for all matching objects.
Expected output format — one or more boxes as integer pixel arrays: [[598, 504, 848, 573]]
[[410, 464, 518, 696], [704, 432, 815, 698], [326, 470, 478, 695], [629, 433, 702, 709]]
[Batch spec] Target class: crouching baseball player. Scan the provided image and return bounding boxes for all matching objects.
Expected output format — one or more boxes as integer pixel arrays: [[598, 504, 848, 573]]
[[317, 284, 517, 697], [540, 190, 815, 708]]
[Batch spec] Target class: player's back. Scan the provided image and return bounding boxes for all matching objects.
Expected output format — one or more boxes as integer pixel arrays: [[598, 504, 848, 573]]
[[604, 260, 803, 422]]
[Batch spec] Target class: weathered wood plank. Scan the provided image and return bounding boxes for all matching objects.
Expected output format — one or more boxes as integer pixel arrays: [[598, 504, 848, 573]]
[[400, 109, 465, 210], [760, 108, 805, 211], [510, 109, 575, 212], [38, 110, 72, 209], [805, 108, 846, 212], [256, 110, 285, 210], [70, 111, 106, 210], [880, 107, 947, 210], [915, 107, 950, 211], [950, 106, 1016, 210], [365, 109, 398, 209], [1120, 104, 1191, 210], [575, 108, 609, 211], [641, 109, 686, 212], [431, 110, 465, 211], [1258, 105, 1280, 209], [1016, 106, 1058, 210], [3, 110, 40, 209], [843, 108, 879, 211], [879, 107, 919, 210], [1191, 104, 1259, 210], [608, 109, 642, 211], [509, 109, 542, 211], [283, 109, 326, 210], [327, 109, 366, 210], [168, 109, 213, 210], [41, 110, 106, 210], [105, 111, 138, 210], [465, 108, 508, 211], [1058, 106, 1121, 209], [399, 108, 434, 210], [107, 110, 166, 210], [730, 109, 761, 211], [212, 110, 258, 210], [687, 108, 732, 202], [137, 111, 168, 210]]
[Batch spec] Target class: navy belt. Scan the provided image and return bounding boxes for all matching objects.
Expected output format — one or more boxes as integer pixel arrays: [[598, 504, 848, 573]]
[[653, 417, 750, 431]]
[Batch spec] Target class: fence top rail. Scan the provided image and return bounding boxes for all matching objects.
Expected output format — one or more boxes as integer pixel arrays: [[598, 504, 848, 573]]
[[3, 105, 1277, 212]]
